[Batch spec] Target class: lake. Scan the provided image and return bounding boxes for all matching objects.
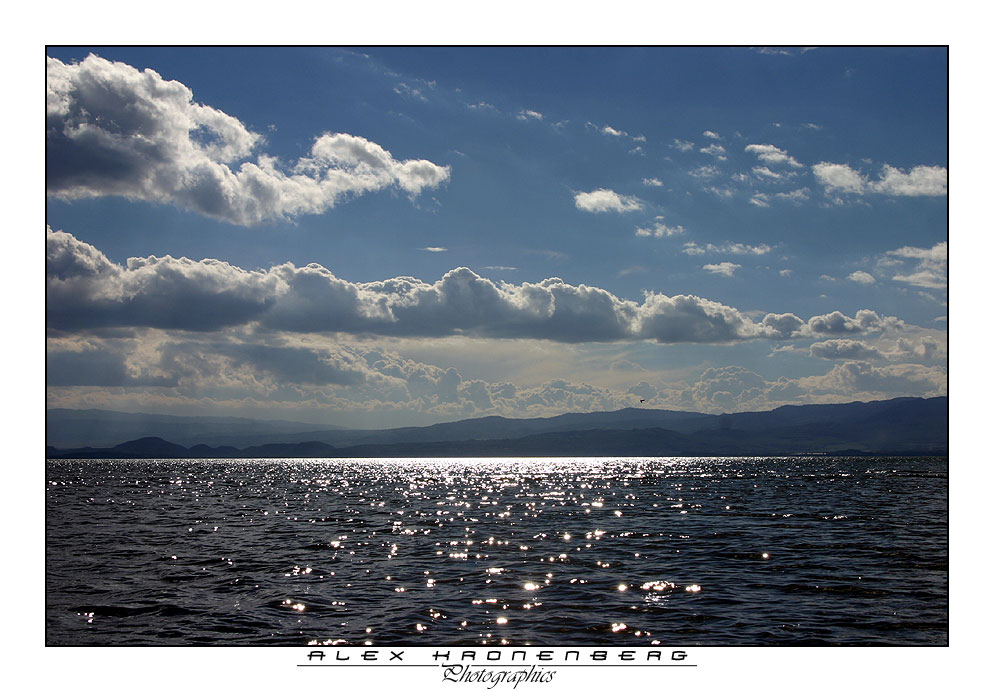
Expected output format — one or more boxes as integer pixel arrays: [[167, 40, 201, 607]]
[[45, 456, 947, 645]]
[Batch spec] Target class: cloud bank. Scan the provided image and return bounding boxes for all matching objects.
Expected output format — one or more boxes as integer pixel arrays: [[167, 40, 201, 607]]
[[50, 227, 877, 345]]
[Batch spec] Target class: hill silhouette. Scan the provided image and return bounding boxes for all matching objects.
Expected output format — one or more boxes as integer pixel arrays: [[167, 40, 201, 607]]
[[46, 396, 947, 459]]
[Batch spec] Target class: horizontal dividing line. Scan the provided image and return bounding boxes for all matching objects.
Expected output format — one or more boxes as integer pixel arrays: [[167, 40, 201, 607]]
[[449, 664, 698, 668], [298, 664, 439, 667], [297, 663, 696, 668]]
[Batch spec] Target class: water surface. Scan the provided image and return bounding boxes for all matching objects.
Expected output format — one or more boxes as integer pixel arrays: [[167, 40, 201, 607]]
[[46, 456, 947, 645]]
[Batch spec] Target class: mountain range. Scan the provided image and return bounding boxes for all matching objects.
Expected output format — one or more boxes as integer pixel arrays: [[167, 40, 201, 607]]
[[46, 396, 948, 458]]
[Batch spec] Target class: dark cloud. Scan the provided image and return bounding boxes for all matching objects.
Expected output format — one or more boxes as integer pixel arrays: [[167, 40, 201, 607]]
[[49, 228, 903, 349], [47, 228, 279, 331], [806, 309, 880, 335], [47, 348, 178, 387], [216, 343, 367, 386], [760, 313, 805, 339]]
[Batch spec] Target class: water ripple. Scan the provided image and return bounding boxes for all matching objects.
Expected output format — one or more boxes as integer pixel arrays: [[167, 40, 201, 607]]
[[46, 456, 947, 645]]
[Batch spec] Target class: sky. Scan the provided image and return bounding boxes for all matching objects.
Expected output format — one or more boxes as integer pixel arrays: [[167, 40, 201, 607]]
[[45, 46, 948, 428]]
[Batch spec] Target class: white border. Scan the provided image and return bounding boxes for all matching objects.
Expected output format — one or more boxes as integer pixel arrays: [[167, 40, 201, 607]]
[[17, 2, 985, 689]]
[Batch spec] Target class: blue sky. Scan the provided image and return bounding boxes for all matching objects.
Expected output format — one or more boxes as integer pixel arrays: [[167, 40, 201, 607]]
[[45, 46, 947, 427]]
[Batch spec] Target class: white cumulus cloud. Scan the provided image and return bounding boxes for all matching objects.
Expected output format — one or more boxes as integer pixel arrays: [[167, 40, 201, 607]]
[[46, 55, 450, 226], [703, 262, 741, 277], [745, 144, 804, 168], [813, 162, 947, 199], [812, 162, 866, 195], [870, 165, 947, 196], [574, 189, 644, 213]]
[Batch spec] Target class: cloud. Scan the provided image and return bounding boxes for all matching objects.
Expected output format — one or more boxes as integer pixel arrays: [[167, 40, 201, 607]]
[[870, 165, 947, 196], [890, 335, 946, 362], [50, 227, 832, 346], [677, 351, 943, 413], [752, 166, 782, 179], [752, 47, 816, 57], [186, 341, 368, 386], [47, 329, 945, 424], [848, 270, 876, 284], [745, 144, 803, 168], [820, 360, 947, 395], [393, 82, 428, 101], [700, 143, 727, 159], [752, 190, 804, 208], [775, 188, 809, 203], [617, 266, 647, 277], [635, 221, 685, 237], [805, 309, 883, 336], [627, 381, 658, 400], [883, 242, 947, 289], [468, 101, 498, 112], [689, 165, 720, 179], [813, 162, 947, 198], [46, 55, 450, 226], [760, 313, 805, 339], [891, 244, 947, 263], [809, 339, 883, 360], [517, 109, 544, 120], [812, 162, 866, 194], [574, 188, 643, 213], [646, 349, 943, 413], [586, 120, 646, 144], [642, 177, 664, 187], [705, 186, 735, 199], [690, 366, 768, 411], [637, 293, 760, 342], [47, 343, 179, 387], [49, 330, 646, 420], [47, 227, 282, 331], [703, 130, 722, 140], [682, 241, 772, 256], [703, 262, 741, 277], [671, 139, 695, 152], [420, 247, 448, 253]]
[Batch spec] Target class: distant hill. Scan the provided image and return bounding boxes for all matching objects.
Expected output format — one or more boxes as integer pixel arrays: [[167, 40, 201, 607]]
[[47, 405, 715, 449], [47, 396, 947, 459], [45, 408, 343, 449]]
